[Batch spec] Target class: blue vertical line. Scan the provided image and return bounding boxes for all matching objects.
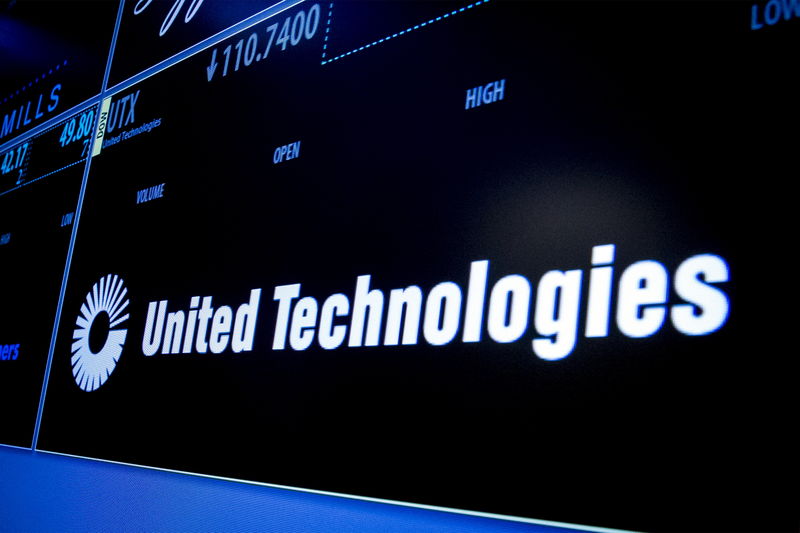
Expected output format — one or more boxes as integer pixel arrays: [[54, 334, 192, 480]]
[[31, 130, 94, 451], [32, 0, 126, 451], [102, 0, 127, 93], [321, 2, 335, 62]]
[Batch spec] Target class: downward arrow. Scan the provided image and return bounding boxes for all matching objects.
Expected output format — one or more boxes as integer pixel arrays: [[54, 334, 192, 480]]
[[207, 48, 218, 82]]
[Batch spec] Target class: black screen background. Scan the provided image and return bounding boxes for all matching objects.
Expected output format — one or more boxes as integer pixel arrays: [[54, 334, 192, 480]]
[[28, 2, 797, 532], [0, 163, 84, 447], [0, 0, 117, 139]]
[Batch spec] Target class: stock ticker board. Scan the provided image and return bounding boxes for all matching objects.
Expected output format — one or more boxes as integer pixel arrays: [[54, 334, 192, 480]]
[[1, 1, 797, 532]]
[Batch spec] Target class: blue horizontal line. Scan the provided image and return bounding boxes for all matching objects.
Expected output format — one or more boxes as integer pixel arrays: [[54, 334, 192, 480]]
[[0, 98, 100, 155], [0, 159, 86, 198], [105, 0, 307, 97], [0, 442, 32, 451], [33, 108, 98, 140], [321, 0, 490, 66]]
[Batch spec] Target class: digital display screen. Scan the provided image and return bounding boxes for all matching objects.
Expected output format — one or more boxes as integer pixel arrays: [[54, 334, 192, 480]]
[[2, 2, 796, 532]]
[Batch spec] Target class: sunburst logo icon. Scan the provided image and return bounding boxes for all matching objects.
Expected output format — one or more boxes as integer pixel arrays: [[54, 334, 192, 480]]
[[71, 274, 130, 392]]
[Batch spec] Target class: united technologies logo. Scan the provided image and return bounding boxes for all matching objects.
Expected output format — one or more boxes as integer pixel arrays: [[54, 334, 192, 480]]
[[71, 274, 130, 392], [63, 244, 730, 390]]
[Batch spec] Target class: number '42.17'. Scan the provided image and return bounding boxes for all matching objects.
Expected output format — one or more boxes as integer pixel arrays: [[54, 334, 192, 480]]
[[1, 142, 29, 180]]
